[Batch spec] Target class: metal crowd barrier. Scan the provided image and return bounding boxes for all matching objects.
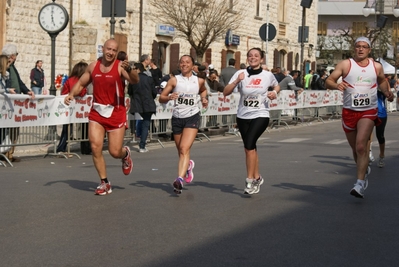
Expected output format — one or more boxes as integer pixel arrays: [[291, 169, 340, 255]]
[[1, 105, 344, 167]]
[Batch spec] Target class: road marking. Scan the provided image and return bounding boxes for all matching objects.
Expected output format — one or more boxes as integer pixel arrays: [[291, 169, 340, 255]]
[[278, 138, 311, 143], [325, 139, 347, 145]]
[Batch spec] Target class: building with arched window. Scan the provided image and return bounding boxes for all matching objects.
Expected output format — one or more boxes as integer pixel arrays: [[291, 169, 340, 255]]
[[1, 0, 317, 88]]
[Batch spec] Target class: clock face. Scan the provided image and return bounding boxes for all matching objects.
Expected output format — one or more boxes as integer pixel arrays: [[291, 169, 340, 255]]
[[38, 3, 69, 33]]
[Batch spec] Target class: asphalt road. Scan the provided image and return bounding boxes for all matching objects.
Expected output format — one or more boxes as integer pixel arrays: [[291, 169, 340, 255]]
[[2, 114, 399, 267]]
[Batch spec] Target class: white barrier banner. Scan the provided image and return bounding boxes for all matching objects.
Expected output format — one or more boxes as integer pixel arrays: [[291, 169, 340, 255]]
[[1, 91, 344, 127]]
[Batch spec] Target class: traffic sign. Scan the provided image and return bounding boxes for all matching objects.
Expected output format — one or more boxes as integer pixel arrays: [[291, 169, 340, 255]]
[[259, 23, 276, 42]]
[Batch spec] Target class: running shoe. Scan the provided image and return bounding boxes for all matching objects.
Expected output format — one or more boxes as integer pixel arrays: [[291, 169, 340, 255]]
[[378, 157, 385, 168], [139, 148, 149, 153], [184, 160, 195, 183], [122, 146, 133, 175], [364, 165, 371, 190], [369, 150, 375, 165], [95, 182, 112, 195], [244, 176, 264, 195], [173, 177, 184, 194], [350, 181, 365, 198]]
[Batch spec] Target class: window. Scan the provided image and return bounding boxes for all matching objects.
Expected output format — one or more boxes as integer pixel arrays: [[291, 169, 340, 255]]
[[278, 0, 286, 22], [352, 22, 367, 37], [229, 0, 234, 10], [256, 0, 260, 17], [393, 21, 399, 42], [318, 22, 327, 36]]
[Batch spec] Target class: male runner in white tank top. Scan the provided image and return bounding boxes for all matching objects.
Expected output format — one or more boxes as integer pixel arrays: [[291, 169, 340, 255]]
[[326, 37, 394, 198]]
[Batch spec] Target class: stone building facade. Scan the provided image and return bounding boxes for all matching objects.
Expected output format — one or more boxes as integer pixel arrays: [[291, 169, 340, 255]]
[[1, 0, 317, 90]]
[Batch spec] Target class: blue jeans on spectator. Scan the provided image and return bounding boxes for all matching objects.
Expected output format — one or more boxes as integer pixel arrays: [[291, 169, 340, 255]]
[[139, 112, 152, 149], [57, 124, 71, 152], [31, 86, 42, 95], [136, 120, 142, 138]]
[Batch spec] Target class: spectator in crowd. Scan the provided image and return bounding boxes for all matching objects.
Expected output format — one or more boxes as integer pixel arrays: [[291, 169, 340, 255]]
[[279, 70, 304, 93], [315, 71, 328, 90], [202, 61, 210, 76], [57, 61, 89, 156], [158, 55, 208, 194], [0, 55, 13, 94], [294, 70, 303, 88], [274, 67, 285, 83], [1, 43, 35, 162], [192, 62, 201, 76], [261, 64, 270, 71], [161, 69, 181, 84], [140, 54, 152, 77], [304, 69, 314, 89], [129, 62, 157, 153], [206, 70, 224, 93], [224, 47, 280, 195], [240, 63, 246, 69], [149, 59, 162, 87], [220, 58, 237, 87], [30, 60, 45, 95], [64, 39, 139, 196], [136, 54, 153, 139]]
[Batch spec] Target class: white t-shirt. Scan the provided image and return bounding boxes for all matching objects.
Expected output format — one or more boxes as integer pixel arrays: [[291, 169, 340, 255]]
[[229, 69, 278, 119], [172, 74, 200, 118]]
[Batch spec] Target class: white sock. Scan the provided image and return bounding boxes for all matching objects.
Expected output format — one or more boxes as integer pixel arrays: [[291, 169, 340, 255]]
[[357, 179, 365, 186]]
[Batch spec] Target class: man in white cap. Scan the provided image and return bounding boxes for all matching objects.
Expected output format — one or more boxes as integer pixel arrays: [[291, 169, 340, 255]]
[[1, 44, 35, 162], [326, 36, 394, 198]]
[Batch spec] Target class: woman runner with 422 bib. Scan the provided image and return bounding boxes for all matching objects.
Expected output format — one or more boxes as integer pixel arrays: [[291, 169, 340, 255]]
[[224, 47, 280, 195]]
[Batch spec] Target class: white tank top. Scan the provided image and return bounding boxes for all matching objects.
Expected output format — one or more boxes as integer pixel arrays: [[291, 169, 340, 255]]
[[229, 69, 278, 119], [342, 58, 378, 111], [172, 74, 200, 118]]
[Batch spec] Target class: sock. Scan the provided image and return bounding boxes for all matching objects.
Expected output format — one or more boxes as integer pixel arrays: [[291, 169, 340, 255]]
[[357, 179, 365, 186], [101, 178, 109, 184]]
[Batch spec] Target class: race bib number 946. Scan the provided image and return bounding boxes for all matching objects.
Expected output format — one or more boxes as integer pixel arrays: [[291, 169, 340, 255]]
[[177, 94, 196, 106]]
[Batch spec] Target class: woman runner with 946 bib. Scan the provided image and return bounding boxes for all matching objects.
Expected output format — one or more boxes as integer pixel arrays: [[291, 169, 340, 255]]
[[159, 55, 208, 194]]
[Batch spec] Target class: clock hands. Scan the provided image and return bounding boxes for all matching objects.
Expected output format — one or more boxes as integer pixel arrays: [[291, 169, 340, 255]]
[[51, 7, 55, 26]]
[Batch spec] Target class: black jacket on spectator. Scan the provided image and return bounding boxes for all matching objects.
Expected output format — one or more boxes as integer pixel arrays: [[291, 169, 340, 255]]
[[150, 68, 163, 87], [129, 72, 157, 115], [8, 63, 30, 94], [30, 67, 45, 88]]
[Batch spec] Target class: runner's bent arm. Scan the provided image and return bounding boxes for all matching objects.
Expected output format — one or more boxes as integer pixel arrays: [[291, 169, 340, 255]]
[[159, 77, 177, 103]]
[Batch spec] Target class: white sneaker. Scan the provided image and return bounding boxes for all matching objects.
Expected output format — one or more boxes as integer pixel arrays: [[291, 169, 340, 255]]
[[364, 166, 371, 190], [378, 157, 385, 168], [244, 176, 264, 195], [350, 181, 365, 198], [369, 150, 375, 165], [139, 148, 148, 153]]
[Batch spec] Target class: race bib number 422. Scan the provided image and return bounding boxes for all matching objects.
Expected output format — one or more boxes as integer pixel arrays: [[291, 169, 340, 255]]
[[243, 95, 261, 108]]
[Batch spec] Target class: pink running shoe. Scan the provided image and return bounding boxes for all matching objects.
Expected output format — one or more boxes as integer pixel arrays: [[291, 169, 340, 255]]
[[122, 146, 133, 175], [95, 182, 112, 195], [184, 160, 195, 183]]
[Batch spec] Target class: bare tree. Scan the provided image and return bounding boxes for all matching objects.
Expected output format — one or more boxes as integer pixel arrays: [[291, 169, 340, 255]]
[[148, 0, 242, 61]]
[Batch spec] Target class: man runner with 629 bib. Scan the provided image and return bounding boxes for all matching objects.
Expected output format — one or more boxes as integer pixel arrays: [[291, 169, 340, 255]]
[[326, 37, 394, 198]]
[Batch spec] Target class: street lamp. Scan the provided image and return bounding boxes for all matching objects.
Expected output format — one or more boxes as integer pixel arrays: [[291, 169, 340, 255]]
[[363, 0, 373, 17], [394, 0, 399, 17], [363, 0, 399, 18]]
